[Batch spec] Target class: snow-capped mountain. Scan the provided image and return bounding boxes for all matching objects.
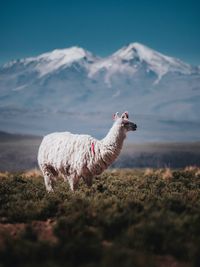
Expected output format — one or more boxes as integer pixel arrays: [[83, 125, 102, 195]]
[[3, 46, 97, 75], [89, 43, 195, 83], [0, 42, 200, 142]]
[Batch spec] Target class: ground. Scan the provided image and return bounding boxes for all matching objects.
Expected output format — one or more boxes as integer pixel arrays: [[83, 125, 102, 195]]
[[0, 168, 200, 267]]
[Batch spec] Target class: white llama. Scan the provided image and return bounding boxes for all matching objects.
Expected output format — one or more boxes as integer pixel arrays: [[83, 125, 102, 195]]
[[38, 111, 137, 192]]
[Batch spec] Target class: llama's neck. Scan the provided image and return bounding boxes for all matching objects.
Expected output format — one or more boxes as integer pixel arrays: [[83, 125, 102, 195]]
[[101, 122, 126, 155]]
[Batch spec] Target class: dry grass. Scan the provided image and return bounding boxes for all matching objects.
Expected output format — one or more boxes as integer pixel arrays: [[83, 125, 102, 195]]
[[144, 168, 173, 180], [144, 168, 154, 176], [0, 172, 10, 179], [162, 168, 173, 180], [195, 169, 200, 177], [184, 165, 199, 172], [184, 165, 200, 178], [22, 168, 42, 179]]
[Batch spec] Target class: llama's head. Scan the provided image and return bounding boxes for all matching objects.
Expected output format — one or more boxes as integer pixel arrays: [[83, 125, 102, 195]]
[[113, 111, 137, 132]]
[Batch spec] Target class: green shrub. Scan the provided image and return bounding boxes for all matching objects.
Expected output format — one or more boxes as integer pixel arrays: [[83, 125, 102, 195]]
[[1, 169, 200, 266]]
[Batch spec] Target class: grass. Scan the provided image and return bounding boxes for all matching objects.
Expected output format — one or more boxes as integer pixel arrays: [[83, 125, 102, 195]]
[[0, 168, 200, 267]]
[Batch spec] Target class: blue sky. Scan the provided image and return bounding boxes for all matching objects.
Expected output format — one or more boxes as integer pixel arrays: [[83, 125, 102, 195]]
[[1, 0, 200, 65]]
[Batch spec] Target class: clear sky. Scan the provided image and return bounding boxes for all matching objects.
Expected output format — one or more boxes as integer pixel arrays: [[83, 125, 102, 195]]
[[1, 0, 200, 66]]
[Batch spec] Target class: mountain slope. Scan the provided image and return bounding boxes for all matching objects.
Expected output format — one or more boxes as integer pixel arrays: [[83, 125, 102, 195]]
[[0, 43, 200, 142]]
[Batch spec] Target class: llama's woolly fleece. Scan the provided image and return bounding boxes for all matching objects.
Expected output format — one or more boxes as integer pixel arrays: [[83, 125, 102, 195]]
[[38, 112, 137, 191]]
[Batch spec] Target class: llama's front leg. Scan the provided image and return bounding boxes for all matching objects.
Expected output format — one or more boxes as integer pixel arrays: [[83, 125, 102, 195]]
[[68, 175, 80, 191], [44, 174, 54, 192]]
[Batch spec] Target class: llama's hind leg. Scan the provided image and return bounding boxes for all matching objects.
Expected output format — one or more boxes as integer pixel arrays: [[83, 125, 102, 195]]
[[42, 165, 58, 192]]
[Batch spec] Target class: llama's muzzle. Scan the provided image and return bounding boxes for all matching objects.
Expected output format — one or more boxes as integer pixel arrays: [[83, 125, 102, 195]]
[[130, 122, 137, 131]]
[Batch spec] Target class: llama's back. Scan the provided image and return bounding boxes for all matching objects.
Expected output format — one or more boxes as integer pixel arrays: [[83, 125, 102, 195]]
[[38, 131, 93, 171]]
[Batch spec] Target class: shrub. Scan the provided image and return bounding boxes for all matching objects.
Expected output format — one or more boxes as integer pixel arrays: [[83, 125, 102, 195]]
[[1, 169, 200, 267]]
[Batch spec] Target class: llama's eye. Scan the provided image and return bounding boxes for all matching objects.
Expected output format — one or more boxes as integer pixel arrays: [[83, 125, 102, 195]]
[[122, 122, 128, 127]]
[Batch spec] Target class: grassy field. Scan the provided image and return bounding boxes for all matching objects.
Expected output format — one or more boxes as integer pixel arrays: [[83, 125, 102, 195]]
[[0, 168, 200, 267]]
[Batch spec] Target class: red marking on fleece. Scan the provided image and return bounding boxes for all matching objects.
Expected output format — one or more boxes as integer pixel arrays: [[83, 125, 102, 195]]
[[91, 142, 95, 155]]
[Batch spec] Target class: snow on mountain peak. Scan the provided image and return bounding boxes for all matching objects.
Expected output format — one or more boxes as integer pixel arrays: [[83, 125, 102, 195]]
[[2, 46, 97, 77], [28, 46, 97, 77], [113, 42, 193, 80], [36, 46, 91, 61]]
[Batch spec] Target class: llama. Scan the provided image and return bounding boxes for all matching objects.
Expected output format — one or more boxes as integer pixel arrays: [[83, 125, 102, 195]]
[[38, 111, 137, 192]]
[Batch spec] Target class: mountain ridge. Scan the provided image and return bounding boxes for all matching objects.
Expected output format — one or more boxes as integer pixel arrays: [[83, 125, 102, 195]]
[[2, 42, 198, 78]]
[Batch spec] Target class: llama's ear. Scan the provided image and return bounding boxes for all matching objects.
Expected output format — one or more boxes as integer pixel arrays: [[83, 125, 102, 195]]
[[112, 112, 120, 120], [121, 111, 129, 119]]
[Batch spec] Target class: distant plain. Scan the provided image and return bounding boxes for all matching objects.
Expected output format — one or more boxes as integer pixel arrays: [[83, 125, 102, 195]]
[[0, 131, 200, 172]]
